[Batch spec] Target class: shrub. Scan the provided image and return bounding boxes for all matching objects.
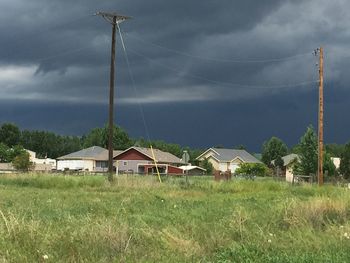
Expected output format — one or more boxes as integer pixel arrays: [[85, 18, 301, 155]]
[[235, 163, 269, 177]]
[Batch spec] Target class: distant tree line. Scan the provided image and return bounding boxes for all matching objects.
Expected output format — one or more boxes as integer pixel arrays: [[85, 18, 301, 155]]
[[0, 123, 203, 164], [2, 122, 350, 179]]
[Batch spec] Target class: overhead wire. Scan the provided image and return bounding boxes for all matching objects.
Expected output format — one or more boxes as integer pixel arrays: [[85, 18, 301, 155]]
[[127, 48, 319, 90], [125, 33, 313, 63], [117, 24, 152, 143], [118, 24, 163, 182]]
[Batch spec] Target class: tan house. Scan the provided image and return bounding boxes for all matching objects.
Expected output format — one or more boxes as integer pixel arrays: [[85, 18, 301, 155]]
[[196, 148, 261, 173]]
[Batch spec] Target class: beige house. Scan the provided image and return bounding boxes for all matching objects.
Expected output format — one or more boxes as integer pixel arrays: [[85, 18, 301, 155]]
[[57, 146, 122, 172], [196, 148, 261, 173]]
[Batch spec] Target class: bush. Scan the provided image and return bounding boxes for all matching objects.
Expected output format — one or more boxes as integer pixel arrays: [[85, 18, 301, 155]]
[[235, 163, 269, 177], [12, 151, 33, 171]]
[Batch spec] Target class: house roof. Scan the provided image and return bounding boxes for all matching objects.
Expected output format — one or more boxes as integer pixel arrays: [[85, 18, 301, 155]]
[[197, 148, 261, 163], [271, 154, 300, 167], [115, 146, 185, 164], [57, 146, 122, 161]]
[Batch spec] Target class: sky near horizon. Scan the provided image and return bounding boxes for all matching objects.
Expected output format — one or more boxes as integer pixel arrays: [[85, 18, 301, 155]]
[[0, 0, 349, 151]]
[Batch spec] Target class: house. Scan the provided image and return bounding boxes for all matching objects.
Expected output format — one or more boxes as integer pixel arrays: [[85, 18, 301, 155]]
[[196, 148, 261, 173], [56, 146, 122, 172], [114, 146, 185, 175], [179, 165, 206, 175], [272, 154, 300, 183], [0, 149, 54, 173], [273, 154, 341, 183], [27, 149, 56, 171]]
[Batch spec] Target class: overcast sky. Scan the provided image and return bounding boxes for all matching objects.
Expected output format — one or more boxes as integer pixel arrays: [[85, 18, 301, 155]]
[[1, 0, 350, 152]]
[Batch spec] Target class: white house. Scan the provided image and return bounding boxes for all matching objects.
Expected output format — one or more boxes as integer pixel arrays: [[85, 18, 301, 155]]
[[196, 148, 261, 173]]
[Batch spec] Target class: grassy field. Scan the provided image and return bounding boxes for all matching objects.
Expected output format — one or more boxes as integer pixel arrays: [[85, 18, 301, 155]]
[[0, 174, 350, 262]]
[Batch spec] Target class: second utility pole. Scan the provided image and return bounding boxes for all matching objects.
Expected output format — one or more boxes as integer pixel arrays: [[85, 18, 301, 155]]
[[317, 47, 324, 186]]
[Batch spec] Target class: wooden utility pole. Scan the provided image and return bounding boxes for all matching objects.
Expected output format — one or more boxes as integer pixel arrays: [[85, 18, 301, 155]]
[[95, 12, 130, 181], [317, 47, 324, 186]]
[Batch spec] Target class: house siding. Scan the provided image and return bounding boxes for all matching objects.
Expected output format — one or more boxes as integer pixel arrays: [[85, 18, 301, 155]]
[[57, 160, 95, 171], [168, 166, 183, 175], [116, 160, 153, 174]]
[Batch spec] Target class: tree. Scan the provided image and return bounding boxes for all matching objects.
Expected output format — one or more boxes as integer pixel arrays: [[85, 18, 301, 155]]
[[83, 125, 132, 150], [296, 125, 318, 175], [339, 142, 350, 179], [0, 123, 20, 147], [200, 158, 213, 175], [235, 163, 269, 177], [235, 144, 246, 150], [12, 151, 33, 171], [323, 152, 336, 177], [0, 143, 10, 162], [83, 127, 105, 148], [261, 136, 288, 167], [325, 143, 344, 158], [20, 130, 82, 159]]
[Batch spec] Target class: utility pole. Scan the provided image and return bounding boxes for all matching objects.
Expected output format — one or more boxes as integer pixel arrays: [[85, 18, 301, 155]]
[[315, 47, 324, 186], [95, 12, 130, 181]]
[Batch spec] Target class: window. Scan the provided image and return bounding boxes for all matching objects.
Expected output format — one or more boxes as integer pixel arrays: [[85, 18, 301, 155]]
[[123, 161, 128, 166], [96, 161, 108, 168]]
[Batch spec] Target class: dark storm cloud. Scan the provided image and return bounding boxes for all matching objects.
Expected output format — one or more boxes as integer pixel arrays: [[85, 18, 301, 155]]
[[1, 0, 350, 148]]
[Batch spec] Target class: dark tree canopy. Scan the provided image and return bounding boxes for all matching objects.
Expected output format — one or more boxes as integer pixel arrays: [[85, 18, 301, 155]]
[[0, 123, 20, 147], [261, 136, 288, 167], [83, 125, 133, 151]]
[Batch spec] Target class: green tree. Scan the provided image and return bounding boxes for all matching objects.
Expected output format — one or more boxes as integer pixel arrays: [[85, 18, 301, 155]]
[[235, 163, 269, 177], [261, 136, 288, 167], [323, 152, 336, 177], [83, 125, 132, 150], [83, 127, 105, 148], [7, 145, 27, 162], [12, 151, 33, 171], [20, 130, 82, 159], [0, 123, 20, 147], [296, 125, 318, 175], [339, 142, 350, 179], [0, 143, 10, 162], [200, 158, 213, 175], [325, 143, 344, 158]]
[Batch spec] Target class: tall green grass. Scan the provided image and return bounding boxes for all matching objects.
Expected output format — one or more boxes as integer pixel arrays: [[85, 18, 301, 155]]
[[0, 174, 350, 262]]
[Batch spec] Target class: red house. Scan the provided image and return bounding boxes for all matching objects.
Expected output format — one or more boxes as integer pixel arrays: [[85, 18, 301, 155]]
[[114, 147, 185, 175]]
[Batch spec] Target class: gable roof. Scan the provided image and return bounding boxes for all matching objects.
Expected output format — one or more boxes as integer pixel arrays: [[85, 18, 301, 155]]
[[272, 154, 300, 167], [115, 146, 185, 164], [197, 148, 261, 163], [57, 146, 122, 161]]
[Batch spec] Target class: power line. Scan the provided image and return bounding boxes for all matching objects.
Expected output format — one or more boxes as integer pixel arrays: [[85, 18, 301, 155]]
[[127, 48, 318, 90], [125, 33, 313, 63], [117, 25, 152, 142]]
